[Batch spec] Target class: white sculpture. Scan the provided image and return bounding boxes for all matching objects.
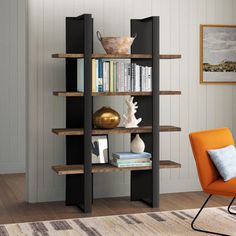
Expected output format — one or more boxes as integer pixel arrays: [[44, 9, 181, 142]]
[[131, 134, 145, 153], [123, 97, 142, 128]]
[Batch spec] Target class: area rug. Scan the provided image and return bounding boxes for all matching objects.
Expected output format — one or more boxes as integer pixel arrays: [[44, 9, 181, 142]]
[[1, 207, 236, 236]]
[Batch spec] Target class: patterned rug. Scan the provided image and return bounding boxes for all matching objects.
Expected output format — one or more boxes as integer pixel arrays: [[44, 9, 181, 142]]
[[1, 207, 236, 236]]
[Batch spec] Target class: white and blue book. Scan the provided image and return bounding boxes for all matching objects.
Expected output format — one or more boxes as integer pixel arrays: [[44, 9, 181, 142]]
[[112, 157, 151, 163], [112, 152, 151, 160], [77, 59, 84, 92], [110, 160, 152, 168]]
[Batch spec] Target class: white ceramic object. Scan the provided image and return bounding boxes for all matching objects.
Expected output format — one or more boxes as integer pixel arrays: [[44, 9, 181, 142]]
[[131, 134, 145, 153], [123, 97, 142, 128]]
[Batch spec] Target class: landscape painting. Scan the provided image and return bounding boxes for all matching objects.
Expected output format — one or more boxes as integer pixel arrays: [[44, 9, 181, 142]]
[[200, 25, 236, 83]]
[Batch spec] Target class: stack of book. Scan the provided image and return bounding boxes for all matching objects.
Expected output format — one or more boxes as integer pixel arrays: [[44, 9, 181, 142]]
[[110, 152, 152, 168], [77, 59, 152, 93]]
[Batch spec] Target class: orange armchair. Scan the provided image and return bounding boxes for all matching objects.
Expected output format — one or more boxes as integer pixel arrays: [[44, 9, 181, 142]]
[[189, 128, 236, 236]]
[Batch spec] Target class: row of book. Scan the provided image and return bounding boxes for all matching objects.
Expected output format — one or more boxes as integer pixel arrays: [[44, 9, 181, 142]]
[[77, 59, 152, 93], [110, 152, 152, 168]]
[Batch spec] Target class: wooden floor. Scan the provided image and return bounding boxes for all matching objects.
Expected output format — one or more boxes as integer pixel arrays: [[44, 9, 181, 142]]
[[0, 174, 234, 224]]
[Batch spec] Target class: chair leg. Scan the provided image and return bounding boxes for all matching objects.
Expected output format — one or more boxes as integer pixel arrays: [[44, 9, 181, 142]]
[[228, 197, 236, 215], [191, 194, 230, 236]]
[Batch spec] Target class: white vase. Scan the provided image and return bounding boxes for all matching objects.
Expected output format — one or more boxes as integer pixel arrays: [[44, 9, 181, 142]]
[[131, 134, 145, 153]]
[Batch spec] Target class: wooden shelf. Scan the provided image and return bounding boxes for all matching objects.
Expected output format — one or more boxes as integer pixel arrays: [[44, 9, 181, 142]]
[[52, 53, 181, 59], [52, 161, 181, 175], [52, 126, 181, 136], [53, 91, 181, 97]]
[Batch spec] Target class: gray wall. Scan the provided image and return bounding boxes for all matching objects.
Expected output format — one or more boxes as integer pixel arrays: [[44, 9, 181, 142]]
[[0, 0, 26, 173], [27, 0, 236, 202]]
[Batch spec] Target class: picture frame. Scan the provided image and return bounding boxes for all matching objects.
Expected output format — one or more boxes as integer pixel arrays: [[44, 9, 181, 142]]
[[91, 135, 109, 164], [200, 24, 236, 84]]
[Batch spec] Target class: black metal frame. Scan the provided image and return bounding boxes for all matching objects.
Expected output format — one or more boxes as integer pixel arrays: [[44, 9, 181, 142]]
[[192, 194, 236, 236]]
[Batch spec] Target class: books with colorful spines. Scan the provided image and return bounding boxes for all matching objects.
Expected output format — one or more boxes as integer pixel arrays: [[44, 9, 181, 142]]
[[77, 59, 84, 92], [110, 160, 152, 168], [112, 152, 151, 159]]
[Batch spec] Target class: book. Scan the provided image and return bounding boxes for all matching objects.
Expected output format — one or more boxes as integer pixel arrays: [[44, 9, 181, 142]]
[[112, 152, 151, 159], [131, 63, 135, 91], [112, 157, 151, 163], [103, 61, 109, 92], [92, 59, 96, 92], [109, 61, 114, 92], [120, 62, 125, 92], [98, 59, 103, 92], [95, 59, 99, 92], [110, 160, 152, 168], [113, 62, 117, 92], [117, 62, 121, 92], [124, 63, 128, 92], [127, 64, 131, 91], [77, 59, 84, 92]]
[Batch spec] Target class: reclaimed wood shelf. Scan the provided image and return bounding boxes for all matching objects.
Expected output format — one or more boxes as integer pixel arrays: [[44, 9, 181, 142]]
[[52, 53, 181, 59], [52, 161, 181, 175], [52, 126, 181, 136], [53, 91, 181, 97]]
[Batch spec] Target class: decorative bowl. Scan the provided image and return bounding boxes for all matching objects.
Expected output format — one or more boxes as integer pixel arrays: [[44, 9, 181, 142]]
[[97, 31, 136, 54], [93, 106, 120, 129]]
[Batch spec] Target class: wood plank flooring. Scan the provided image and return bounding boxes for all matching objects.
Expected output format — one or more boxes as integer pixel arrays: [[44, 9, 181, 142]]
[[0, 174, 233, 224]]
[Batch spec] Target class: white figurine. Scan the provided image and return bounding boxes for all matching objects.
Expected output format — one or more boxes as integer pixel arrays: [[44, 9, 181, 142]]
[[123, 97, 142, 128]]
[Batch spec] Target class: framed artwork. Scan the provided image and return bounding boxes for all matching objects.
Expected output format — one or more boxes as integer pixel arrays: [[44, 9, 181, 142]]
[[200, 24, 236, 84], [91, 135, 109, 164]]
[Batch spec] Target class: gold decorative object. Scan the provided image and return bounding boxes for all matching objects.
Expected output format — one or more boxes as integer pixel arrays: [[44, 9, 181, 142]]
[[93, 106, 120, 129], [97, 31, 136, 54]]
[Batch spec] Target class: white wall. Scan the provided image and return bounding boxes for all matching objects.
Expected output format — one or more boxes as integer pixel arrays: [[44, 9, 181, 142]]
[[27, 0, 236, 202], [0, 0, 26, 173]]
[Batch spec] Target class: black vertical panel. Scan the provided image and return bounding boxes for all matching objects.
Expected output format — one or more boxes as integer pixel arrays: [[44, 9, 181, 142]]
[[133, 96, 152, 126], [152, 17, 160, 207], [130, 17, 160, 207], [83, 14, 93, 213], [65, 15, 93, 212]]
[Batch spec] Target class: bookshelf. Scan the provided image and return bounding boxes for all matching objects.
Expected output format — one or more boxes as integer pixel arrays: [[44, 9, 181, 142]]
[[51, 14, 182, 213]]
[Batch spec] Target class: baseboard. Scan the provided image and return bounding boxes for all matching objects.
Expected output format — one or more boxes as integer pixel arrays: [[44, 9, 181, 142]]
[[32, 177, 201, 203], [0, 162, 25, 174], [160, 178, 201, 193]]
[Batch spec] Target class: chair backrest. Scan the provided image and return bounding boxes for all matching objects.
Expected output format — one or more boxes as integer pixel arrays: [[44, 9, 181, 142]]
[[189, 128, 235, 190]]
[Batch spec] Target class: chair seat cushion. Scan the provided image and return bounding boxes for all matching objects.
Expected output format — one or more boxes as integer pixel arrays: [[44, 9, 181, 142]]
[[205, 177, 236, 197], [208, 145, 236, 181]]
